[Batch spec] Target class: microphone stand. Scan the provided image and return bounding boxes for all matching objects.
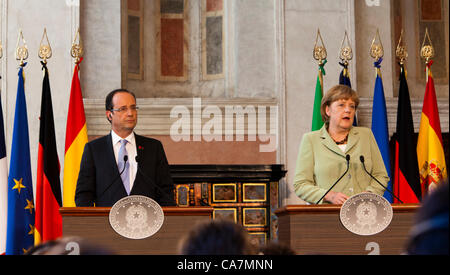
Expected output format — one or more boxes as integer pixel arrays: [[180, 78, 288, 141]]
[[316, 155, 351, 204], [360, 155, 403, 203]]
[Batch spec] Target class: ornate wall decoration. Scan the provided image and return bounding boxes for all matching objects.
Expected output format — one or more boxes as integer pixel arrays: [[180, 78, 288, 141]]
[[157, 0, 189, 81], [202, 0, 225, 80]]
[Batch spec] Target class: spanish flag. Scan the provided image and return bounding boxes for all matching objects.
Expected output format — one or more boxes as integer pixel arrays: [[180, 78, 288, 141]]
[[63, 59, 88, 207], [417, 61, 447, 197]]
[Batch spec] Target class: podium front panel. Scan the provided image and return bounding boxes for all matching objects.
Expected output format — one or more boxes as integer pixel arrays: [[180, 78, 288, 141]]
[[61, 207, 212, 255], [276, 204, 419, 255]]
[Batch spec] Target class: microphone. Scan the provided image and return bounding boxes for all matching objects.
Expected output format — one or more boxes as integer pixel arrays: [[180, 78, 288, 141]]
[[316, 154, 351, 204], [98, 155, 128, 199], [135, 155, 176, 206], [359, 155, 403, 203]]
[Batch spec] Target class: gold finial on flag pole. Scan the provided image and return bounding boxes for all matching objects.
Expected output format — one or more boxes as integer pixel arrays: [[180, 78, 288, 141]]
[[420, 28, 434, 65], [71, 27, 83, 65], [339, 30, 353, 65], [313, 29, 327, 66], [370, 29, 384, 60], [396, 29, 408, 77], [39, 28, 52, 63], [420, 28, 434, 81], [396, 29, 408, 65], [15, 29, 29, 66]]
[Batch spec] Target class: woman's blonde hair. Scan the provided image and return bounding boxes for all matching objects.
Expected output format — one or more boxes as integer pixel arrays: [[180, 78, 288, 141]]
[[320, 85, 359, 125]]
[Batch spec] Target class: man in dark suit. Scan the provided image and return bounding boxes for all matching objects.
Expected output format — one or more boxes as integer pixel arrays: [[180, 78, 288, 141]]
[[75, 89, 175, 207]]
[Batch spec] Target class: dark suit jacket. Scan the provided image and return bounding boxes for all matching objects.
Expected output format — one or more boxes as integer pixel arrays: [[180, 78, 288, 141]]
[[75, 133, 176, 207]]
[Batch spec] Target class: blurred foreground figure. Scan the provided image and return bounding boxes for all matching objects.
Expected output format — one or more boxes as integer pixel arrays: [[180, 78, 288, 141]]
[[405, 181, 448, 255], [25, 236, 115, 255], [178, 220, 256, 255]]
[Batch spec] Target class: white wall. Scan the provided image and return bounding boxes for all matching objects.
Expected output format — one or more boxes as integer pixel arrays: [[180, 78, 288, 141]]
[[1, 0, 79, 196]]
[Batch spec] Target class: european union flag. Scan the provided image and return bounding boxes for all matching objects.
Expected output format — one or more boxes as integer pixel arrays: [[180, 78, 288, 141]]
[[371, 58, 393, 202], [6, 64, 35, 255], [339, 62, 352, 87]]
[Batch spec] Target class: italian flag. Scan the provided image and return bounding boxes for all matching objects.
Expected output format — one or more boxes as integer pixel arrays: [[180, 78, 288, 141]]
[[311, 60, 326, 131]]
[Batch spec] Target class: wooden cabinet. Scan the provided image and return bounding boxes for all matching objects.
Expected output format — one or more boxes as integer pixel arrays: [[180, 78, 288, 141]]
[[170, 165, 286, 245]]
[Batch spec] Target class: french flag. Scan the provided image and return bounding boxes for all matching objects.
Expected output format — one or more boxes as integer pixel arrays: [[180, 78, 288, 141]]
[[0, 87, 8, 255]]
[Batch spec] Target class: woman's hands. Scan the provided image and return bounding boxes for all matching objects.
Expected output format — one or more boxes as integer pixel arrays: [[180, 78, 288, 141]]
[[324, 191, 349, 204]]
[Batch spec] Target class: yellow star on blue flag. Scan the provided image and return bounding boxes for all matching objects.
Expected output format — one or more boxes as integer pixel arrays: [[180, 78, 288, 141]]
[[12, 178, 26, 194]]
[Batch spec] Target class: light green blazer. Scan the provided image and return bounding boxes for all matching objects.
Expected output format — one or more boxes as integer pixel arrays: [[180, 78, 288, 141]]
[[293, 126, 389, 204]]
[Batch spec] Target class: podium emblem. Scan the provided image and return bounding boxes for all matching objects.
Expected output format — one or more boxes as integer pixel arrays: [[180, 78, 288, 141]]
[[340, 193, 393, 236], [109, 195, 164, 239]]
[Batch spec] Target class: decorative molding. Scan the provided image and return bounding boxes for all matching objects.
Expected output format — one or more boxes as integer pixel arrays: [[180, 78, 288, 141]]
[[85, 96, 449, 137], [156, 0, 190, 82], [85, 97, 279, 136]]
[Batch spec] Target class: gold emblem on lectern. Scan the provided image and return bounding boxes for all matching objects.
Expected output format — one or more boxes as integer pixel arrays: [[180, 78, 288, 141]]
[[109, 195, 164, 240], [340, 193, 393, 236]]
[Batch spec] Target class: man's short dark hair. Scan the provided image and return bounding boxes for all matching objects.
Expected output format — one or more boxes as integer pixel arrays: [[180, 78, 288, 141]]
[[105, 88, 136, 111]]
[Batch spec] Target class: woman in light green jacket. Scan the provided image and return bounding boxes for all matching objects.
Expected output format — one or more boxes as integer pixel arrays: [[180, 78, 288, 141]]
[[294, 85, 389, 204]]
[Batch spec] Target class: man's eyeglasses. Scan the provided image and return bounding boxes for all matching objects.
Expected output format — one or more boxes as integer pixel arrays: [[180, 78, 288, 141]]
[[110, 106, 139, 113]]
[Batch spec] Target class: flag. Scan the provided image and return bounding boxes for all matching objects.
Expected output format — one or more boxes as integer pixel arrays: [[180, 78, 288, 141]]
[[63, 59, 88, 207], [370, 58, 393, 202], [311, 60, 326, 131], [417, 61, 447, 196], [339, 62, 358, 126], [339, 62, 351, 87], [0, 79, 8, 254], [393, 64, 421, 203], [35, 62, 62, 245], [6, 64, 35, 255]]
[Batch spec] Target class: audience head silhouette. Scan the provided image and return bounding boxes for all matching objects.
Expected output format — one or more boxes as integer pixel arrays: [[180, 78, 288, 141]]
[[178, 219, 256, 255]]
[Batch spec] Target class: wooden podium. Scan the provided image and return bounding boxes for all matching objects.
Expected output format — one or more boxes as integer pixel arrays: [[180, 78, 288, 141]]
[[275, 204, 419, 255], [60, 206, 213, 255]]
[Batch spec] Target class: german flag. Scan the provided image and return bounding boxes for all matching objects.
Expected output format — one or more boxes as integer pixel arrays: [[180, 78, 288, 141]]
[[417, 61, 447, 197], [393, 64, 421, 203], [35, 62, 62, 244], [63, 59, 88, 207]]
